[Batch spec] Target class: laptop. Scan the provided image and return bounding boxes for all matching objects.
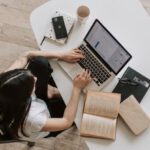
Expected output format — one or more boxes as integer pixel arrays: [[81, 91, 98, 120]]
[[58, 19, 132, 91]]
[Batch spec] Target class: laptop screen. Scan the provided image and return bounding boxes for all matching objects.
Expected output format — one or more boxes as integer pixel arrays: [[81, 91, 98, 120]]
[[85, 19, 132, 74]]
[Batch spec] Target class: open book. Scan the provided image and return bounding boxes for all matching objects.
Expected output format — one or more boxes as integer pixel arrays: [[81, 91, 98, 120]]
[[80, 91, 121, 140]]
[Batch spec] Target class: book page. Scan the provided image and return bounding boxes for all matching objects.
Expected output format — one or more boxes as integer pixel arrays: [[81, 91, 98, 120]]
[[80, 114, 116, 140], [84, 91, 120, 118]]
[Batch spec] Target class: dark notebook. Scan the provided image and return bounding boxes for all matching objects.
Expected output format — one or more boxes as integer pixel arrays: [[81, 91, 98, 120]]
[[113, 67, 150, 103]]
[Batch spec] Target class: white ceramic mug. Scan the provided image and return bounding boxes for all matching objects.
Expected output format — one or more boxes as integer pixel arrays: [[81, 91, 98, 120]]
[[77, 5, 90, 24]]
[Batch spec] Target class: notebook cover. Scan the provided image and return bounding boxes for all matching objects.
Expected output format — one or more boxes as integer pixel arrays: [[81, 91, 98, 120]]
[[113, 67, 150, 102], [44, 10, 75, 44]]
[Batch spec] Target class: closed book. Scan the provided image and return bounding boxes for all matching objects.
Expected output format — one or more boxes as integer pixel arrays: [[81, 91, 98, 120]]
[[113, 67, 150, 102], [119, 95, 150, 135]]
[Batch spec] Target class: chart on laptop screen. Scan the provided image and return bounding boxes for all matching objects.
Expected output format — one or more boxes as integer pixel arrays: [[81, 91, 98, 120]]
[[86, 21, 131, 73]]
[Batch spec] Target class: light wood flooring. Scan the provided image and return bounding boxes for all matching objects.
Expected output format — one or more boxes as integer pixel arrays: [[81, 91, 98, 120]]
[[0, 0, 48, 72], [0, 0, 150, 149], [141, 0, 150, 13]]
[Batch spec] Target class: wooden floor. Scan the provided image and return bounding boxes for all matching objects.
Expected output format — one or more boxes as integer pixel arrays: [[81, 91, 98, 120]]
[[0, 0, 48, 72], [0, 0, 150, 149], [141, 0, 150, 13]]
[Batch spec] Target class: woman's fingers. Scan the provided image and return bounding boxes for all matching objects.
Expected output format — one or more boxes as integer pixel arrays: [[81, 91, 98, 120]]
[[74, 69, 92, 90], [80, 69, 91, 79], [74, 48, 83, 54], [86, 70, 91, 78], [72, 58, 82, 62], [76, 69, 92, 81], [81, 69, 88, 77], [73, 49, 85, 57]]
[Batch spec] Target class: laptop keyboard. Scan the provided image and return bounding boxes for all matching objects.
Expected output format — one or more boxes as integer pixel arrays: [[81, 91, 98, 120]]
[[78, 44, 111, 86]]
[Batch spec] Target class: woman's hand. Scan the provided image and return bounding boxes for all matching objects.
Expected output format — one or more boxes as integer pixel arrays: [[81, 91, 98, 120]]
[[59, 49, 84, 63], [42, 69, 92, 132], [73, 69, 92, 91]]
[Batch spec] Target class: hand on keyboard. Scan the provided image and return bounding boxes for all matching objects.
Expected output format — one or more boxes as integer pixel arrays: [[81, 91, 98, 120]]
[[73, 69, 92, 90], [59, 49, 85, 63]]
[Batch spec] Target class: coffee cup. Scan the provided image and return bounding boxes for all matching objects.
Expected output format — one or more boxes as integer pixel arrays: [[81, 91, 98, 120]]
[[77, 5, 90, 24]]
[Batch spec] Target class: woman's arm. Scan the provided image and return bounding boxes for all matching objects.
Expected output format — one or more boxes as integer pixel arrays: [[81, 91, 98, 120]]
[[41, 70, 92, 132], [5, 49, 84, 72], [26, 49, 84, 63]]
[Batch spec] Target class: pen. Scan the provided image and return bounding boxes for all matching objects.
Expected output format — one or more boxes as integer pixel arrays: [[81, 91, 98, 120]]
[[40, 36, 46, 45]]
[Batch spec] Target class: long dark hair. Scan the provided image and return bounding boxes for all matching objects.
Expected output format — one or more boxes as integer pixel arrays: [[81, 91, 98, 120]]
[[0, 69, 34, 138]]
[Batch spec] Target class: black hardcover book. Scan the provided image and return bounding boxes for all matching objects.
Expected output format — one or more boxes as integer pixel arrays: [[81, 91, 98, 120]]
[[113, 67, 150, 103]]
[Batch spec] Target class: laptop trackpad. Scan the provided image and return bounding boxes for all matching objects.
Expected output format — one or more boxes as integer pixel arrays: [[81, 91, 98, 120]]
[[69, 63, 84, 79], [58, 61, 84, 79]]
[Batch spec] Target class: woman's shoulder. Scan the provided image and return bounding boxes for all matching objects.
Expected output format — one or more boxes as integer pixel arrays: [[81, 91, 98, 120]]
[[29, 94, 50, 117], [23, 95, 50, 136]]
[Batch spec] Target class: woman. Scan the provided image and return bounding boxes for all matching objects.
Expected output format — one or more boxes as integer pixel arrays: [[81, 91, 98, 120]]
[[0, 49, 92, 139]]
